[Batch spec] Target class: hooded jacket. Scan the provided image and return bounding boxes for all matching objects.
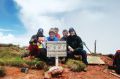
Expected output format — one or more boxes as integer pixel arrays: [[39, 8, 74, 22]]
[[67, 35, 83, 51]]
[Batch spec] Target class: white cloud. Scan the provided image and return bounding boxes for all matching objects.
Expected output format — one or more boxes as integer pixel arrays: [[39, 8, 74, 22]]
[[0, 28, 13, 32], [12, 0, 120, 54], [0, 32, 30, 46], [0, 32, 15, 44], [14, 0, 82, 35]]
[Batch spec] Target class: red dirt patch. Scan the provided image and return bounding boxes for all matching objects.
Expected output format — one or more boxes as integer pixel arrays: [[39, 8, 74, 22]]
[[1, 67, 44, 79], [101, 55, 113, 66], [0, 55, 120, 79]]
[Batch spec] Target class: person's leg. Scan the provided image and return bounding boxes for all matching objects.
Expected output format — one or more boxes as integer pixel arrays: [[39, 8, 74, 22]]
[[38, 48, 48, 61], [67, 51, 74, 59], [46, 57, 55, 65], [77, 49, 88, 65], [63, 51, 74, 63]]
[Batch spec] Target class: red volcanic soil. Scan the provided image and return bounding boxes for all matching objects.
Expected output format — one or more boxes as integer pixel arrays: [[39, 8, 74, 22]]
[[1, 55, 120, 79]]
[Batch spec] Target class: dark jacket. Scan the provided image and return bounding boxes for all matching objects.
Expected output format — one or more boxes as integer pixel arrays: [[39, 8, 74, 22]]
[[29, 28, 45, 44], [60, 36, 67, 41], [29, 35, 38, 44], [67, 35, 83, 51], [113, 50, 120, 66]]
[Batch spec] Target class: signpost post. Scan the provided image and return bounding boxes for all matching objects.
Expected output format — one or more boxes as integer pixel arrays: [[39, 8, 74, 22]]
[[46, 41, 67, 66]]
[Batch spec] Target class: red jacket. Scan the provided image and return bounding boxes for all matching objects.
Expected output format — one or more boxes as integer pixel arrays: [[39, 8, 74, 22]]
[[55, 33, 61, 39], [28, 44, 38, 56]]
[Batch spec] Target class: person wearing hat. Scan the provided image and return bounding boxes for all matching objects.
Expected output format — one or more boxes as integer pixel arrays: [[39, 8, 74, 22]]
[[28, 28, 47, 61], [47, 28, 59, 41], [46, 28, 59, 65], [67, 27, 88, 65]]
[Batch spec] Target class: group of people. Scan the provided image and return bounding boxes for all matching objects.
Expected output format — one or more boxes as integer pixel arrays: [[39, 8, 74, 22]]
[[28, 27, 88, 65], [27, 27, 120, 74]]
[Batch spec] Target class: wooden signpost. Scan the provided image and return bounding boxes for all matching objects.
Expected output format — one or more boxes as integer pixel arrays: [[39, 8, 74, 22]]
[[46, 41, 67, 66]]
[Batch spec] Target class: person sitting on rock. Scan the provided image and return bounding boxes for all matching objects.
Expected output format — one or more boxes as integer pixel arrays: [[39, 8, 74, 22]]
[[36, 28, 47, 61], [28, 28, 47, 61], [60, 29, 69, 63], [67, 27, 88, 65], [46, 28, 59, 65]]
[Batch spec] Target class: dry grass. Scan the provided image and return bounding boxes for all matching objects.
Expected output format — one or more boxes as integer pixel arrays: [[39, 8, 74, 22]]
[[66, 59, 86, 72], [0, 46, 46, 69]]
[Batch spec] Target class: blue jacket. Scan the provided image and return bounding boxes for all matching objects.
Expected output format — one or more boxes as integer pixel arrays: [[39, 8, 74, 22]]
[[47, 36, 59, 41]]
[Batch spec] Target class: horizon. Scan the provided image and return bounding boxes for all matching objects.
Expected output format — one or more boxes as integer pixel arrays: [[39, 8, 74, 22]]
[[0, 0, 120, 54]]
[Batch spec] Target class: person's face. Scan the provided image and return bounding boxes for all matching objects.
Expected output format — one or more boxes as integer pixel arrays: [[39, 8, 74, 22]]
[[55, 30, 58, 34], [63, 31, 68, 37], [69, 31, 75, 36], [49, 32, 55, 39]]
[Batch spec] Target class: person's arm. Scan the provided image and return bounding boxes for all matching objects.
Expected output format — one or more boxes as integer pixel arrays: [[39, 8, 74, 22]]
[[74, 36, 83, 52], [68, 45, 74, 52], [66, 37, 74, 52]]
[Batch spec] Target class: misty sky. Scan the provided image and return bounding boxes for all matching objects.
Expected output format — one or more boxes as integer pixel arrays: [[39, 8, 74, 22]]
[[0, 0, 120, 54]]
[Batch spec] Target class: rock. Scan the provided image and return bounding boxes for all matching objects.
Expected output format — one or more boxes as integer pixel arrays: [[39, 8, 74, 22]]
[[47, 66, 64, 78], [21, 67, 29, 74], [44, 72, 52, 79]]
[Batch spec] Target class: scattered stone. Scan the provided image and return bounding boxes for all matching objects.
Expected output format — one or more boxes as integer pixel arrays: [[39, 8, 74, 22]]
[[21, 67, 29, 74], [44, 71, 52, 79], [44, 66, 64, 78]]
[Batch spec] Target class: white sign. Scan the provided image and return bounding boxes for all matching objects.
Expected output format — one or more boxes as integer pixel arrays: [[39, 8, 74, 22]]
[[47, 41, 67, 57]]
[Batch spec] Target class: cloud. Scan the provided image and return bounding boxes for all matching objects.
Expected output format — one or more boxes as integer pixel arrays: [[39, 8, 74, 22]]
[[12, 0, 120, 54], [0, 28, 13, 32], [0, 32, 15, 43], [14, 0, 120, 35], [0, 32, 30, 46], [14, 0, 82, 35]]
